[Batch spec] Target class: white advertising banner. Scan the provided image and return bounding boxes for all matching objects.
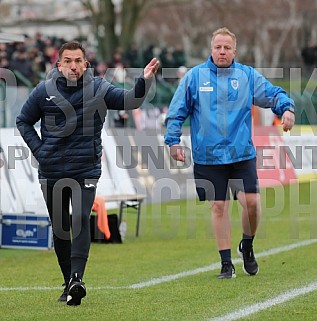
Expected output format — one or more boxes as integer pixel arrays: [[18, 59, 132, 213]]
[[282, 126, 317, 182], [0, 127, 136, 214], [0, 127, 46, 214], [2, 125, 314, 215]]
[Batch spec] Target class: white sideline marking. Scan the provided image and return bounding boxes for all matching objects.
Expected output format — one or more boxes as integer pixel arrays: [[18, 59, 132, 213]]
[[0, 239, 316, 292], [0, 285, 118, 292], [209, 281, 317, 321], [125, 239, 317, 289], [0, 286, 61, 292]]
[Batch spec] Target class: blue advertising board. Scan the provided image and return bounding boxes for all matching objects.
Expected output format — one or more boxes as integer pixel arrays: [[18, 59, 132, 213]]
[[0, 213, 53, 250]]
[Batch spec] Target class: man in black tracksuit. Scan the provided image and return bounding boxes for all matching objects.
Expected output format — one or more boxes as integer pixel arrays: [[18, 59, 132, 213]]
[[16, 41, 159, 306]]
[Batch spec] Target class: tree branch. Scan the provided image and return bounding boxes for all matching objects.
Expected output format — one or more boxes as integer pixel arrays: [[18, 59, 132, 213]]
[[80, 0, 96, 17]]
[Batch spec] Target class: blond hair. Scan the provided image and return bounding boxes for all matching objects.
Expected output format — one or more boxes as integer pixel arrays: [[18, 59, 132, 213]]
[[211, 27, 237, 49]]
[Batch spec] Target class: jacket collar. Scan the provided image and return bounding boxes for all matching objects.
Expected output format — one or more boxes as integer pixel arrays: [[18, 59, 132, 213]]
[[46, 63, 94, 91], [207, 55, 235, 72]]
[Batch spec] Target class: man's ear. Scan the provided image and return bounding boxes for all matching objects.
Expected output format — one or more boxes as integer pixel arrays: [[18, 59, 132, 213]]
[[84, 60, 88, 71], [57, 61, 62, 72]]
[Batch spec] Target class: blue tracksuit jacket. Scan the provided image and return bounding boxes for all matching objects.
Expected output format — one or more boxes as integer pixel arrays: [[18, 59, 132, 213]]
[[16, 67, 150, 184], [164, 56, 295, 165]]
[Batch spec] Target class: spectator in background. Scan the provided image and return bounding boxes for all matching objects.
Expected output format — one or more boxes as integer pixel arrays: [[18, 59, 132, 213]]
[[34, 32, 46, 52], [124, 42, 141, 68], [43, 44, 59, 72], [86, 50, 99, 75], [113, 110, 129, 127], [108, 49, 127, 84], [96, 61, 108, 78], [108, 49, 125, 69], [112, 62, 127, 83], [301, 40, 317, 65], [27, 47, 46, 84], [9, 47, 34, 86], [301, 40, 317, 78], [159, 47, 175, 68], [0, 55, 9, 69], [0, 43, 9, 68], [176, 66, 188, 82], [173, 45, 186, 67], [143, 45, 155, 66], [5, 42, 16, 61], [158, 105, 168, 128]]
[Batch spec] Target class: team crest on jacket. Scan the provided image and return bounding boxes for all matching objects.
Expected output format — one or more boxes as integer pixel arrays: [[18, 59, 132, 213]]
[[230, 79, 239, 90]]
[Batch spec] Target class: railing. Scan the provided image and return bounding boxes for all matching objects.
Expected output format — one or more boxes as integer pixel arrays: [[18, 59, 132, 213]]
[[12, 70, 34, 89]]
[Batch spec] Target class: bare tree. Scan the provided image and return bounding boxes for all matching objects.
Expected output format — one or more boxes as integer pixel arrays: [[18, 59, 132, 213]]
[[2, 0, 315, 69], [138, 0, 315, 69], [80, 0, 191, 61], [80, 0, 117, 61]]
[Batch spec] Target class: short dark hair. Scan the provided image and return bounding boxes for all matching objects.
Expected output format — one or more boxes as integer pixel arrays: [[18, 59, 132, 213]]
[[58, 41, 86, 60]]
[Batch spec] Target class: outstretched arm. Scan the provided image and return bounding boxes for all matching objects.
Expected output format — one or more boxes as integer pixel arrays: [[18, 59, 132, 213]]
[[104, 58, 160, 110]]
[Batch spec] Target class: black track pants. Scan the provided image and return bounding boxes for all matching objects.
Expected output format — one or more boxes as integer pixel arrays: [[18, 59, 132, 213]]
[[41, 179, 96, 281]]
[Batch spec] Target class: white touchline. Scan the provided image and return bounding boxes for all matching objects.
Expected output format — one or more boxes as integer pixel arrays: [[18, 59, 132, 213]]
[[125, 239, 317, 289], [0, 286, 61, 291], [209, 281, 317, 321], [0, 239, 316, 292]]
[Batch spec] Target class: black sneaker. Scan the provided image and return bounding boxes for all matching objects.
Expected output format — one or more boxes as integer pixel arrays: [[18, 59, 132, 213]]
[[237, 241, 259, 275], [66, 273, 86, 306], [57, 283, 68, 302], [217, 261, 236, 279]]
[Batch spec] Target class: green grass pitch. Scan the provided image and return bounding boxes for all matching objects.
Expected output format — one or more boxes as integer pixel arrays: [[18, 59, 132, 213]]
[[1, 181, 317, 321]]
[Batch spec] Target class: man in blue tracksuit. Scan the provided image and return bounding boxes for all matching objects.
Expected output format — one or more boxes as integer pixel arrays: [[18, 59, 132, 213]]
[[164, 27, 295, 279], [16, 41, 159, 305]]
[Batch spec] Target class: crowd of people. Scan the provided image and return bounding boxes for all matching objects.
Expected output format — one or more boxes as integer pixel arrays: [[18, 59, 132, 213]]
[[0, 32, 188, 129], [0, 33, 62, 86], [0, 32, 187, 88]]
